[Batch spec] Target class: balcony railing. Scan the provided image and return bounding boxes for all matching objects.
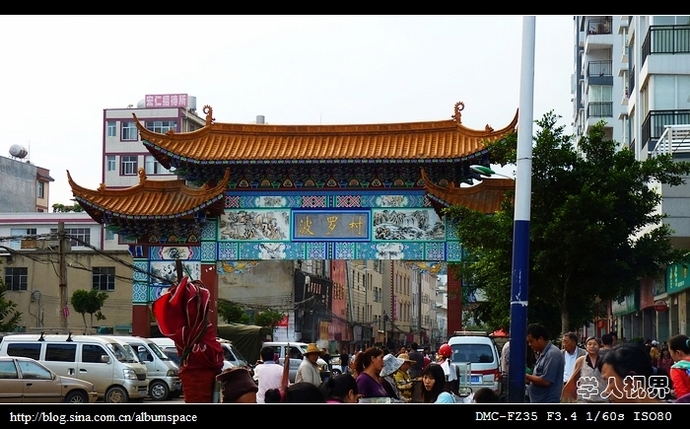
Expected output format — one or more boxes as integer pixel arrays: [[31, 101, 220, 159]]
[[588, 60, 613, 77], [642, 110, 690, 152], [587, 17, 613, 35], [650, 124, 690, 158], [587, 102, 613, 118], [642, 25, 690, 64]]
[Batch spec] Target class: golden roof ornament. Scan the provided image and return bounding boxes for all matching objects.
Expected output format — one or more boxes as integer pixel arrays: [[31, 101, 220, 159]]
[[138, 167, 147, 183], [204, 105, 215, 126], [452, 101, 464, 124]]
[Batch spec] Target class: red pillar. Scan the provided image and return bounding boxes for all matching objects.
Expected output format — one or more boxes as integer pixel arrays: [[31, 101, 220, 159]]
[[446, 265, 462, 335], [201, 263, 218, 334], [132, 305, 150, 337]]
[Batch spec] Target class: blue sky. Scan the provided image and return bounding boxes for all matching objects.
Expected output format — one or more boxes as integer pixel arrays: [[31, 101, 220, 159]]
[[0, 15, 574, 206]]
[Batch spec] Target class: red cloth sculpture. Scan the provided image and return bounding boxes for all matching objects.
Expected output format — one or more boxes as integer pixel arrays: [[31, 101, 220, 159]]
[[152, 276, 223, 402]]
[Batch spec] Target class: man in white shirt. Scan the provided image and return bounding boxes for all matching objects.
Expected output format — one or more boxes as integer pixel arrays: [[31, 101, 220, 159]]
[[561, 332, 586, 384], [254, 346, 284, 403]]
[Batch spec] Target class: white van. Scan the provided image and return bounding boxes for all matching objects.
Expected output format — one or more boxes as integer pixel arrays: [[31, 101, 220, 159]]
[[260, 341, 330, 383], [0, 333, 149, 403], [448, 331, 502, 396], [108, 336, 181, 401]]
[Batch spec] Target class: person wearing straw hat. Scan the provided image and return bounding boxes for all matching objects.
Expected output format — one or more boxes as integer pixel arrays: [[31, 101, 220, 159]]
[[379, 353, 405, 402], [296, 343, 324, 387], [394, 353, 416, 402]]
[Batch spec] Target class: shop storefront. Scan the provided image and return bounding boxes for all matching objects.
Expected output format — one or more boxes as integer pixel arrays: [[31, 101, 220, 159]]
[[612, 288, 639, 341], [666, 262, 690, 336]]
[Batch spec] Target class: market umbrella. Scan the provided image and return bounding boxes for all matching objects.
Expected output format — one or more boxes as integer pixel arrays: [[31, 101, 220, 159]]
[[152, 275, 223, 402]]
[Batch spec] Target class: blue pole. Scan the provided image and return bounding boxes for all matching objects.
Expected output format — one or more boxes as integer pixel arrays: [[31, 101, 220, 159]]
[[507, 16, 535, 403]]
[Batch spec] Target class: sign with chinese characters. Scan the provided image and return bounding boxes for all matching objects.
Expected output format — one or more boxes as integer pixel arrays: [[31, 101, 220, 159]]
[[667, 262, 690, 294], [611, 289, 638, 316], [292, 210, 370, 241], [144, 94, 188, 108]]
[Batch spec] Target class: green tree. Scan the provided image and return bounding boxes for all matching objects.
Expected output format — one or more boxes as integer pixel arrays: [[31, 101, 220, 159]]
[[254, 309, 285, 328], [445, 112, 690, 334], [0, 277, 22, 332], [70, 289, 107, 329], [52, 202, 83, 213], [217, 299, 250, 324]]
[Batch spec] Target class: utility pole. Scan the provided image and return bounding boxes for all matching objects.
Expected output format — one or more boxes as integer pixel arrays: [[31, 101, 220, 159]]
[[58, 221, 68, 330], [507, 16, 536, 403]]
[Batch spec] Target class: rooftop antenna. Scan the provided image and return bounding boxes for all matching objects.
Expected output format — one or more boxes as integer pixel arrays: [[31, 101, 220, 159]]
[[38, 332, 45, 341], [66, 332, 73, 342]]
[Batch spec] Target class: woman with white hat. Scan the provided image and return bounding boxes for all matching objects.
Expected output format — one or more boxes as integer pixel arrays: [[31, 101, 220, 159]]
[[379, 353, 405, 402]]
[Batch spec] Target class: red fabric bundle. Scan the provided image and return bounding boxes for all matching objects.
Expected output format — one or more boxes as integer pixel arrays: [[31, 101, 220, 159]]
[[152, 276, 223, 372], [179, 366, 217, 403]]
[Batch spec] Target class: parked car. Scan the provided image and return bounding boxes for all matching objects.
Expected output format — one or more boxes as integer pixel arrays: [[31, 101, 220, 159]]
[[149, 337, 242, 371], [448, 331, 502, 396], [217, 338, 250, 370], [107, 336, 181, 401], [260, 342, 331, 383], [328, 356, 343, 376], [0, 333, 149, 403], [0, 356, 98, 403]]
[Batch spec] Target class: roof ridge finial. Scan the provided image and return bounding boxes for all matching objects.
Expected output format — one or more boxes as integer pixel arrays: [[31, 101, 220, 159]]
[[203, 105, 215, 126], [452, 101, 464, 124], [138, 167, 147, 184]]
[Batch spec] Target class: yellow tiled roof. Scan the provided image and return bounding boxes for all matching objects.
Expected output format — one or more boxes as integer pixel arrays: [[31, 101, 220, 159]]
[[67, 168, 230, 221], [421, 168, 514, 214], [135, 103, 518, 166]]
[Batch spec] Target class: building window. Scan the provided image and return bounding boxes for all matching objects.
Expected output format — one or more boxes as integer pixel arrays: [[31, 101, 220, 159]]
[[145, 120, 177, 133], [145, 155, 170, 175], [93, 267, 115, 291], [4, 268, 28, 291], [105, 229, 115, 241], [121, 156, 137, 175], [121, 122, 137, 141], [37, 182, 44, 199], [107, 156, 116, 172], [107, 121, 116, 137], [9, 228, 36, 250], [50, 228, 91, 247]]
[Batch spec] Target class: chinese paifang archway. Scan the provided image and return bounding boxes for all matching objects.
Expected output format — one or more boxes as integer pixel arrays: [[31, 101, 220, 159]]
[[69, 102, 517, 337]]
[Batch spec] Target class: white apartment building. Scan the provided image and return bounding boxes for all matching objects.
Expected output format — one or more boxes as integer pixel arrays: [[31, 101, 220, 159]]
[[573, 16, 690, 341], [102, 93, 205, 189], [572, 16, 626, 144], [101, 93, 206, 250]]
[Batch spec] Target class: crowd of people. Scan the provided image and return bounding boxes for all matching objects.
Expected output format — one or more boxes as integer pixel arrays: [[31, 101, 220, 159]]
[[515, 324, 690, 403], [214, 341, 499, 403], [212, 328, 690, 404]]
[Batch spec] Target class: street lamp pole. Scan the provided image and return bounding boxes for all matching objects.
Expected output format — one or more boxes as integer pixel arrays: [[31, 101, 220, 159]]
[[507, 16, 535, 403]]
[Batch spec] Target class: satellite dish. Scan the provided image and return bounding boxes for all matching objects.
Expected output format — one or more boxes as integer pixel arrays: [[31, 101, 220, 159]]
[[9, 144, 28, 159]]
